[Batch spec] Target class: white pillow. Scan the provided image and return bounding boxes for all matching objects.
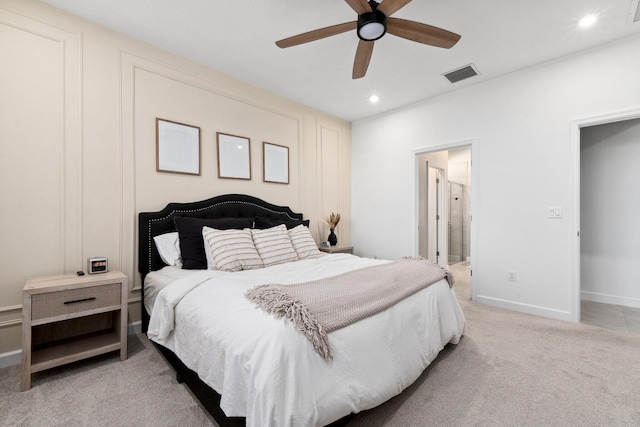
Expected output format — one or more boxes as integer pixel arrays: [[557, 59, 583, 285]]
[[204, 239, 218, 270], [153, 232, 182, 267], [251, 224, 298, 267], [202, 227, 263, 272], [288, 225, 323, 260]]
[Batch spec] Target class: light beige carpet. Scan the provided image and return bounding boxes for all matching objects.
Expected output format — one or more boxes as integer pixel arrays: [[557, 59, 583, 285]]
[[0, 335, 216, 426], [2, 273, 639, 426]]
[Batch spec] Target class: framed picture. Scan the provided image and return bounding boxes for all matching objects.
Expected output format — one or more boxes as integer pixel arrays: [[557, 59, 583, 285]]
[[156, 118, 201, 175], [263, 142, 289, 184], [217, 132, 251, 180]]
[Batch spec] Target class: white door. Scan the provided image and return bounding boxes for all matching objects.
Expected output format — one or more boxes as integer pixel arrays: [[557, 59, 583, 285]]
[[427, 164, 443, 264]]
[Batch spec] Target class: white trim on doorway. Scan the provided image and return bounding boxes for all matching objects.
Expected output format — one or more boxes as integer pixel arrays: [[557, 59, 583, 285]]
[[570, 107, 640, 323], [413, 138, 479, 300]]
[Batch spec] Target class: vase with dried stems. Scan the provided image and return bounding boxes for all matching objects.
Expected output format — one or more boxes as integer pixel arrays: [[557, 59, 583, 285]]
[[321, 212, 340, 246]]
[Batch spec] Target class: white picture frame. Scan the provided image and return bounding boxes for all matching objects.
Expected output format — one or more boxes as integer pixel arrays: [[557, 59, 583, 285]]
[[156, 118, 201, 175], [217, 132, 251, 180], [263, 142, 289, 184]]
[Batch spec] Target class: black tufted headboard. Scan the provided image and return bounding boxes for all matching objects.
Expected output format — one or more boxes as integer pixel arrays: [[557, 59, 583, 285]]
[[138, 193, 304, 280], [138, 194, 305, 332]]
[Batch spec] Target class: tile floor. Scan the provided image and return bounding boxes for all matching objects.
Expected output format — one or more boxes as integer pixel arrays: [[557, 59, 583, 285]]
[[580, 300, 640, 334], [449, 261, 640, 334]]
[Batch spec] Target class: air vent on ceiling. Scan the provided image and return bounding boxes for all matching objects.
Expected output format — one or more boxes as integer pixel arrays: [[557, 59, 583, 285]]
[[443, 64, 479, 84]]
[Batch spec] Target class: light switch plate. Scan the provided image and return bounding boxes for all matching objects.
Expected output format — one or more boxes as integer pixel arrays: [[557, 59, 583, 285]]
[[548, 206, 562, 218]]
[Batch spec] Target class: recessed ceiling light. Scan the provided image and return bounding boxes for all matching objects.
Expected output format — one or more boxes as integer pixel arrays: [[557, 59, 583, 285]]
[[369, 95, 380, 104], [578, 14, 598, 28]]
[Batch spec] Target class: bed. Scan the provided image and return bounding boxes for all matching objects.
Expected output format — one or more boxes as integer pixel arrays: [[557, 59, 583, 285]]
[[138, 194, 465, 427]]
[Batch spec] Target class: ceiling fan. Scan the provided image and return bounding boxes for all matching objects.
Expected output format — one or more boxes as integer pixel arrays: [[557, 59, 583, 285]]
[[275, 0, 461, 79]]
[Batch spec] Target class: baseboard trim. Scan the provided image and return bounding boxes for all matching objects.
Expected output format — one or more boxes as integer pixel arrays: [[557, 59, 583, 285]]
[[128, 321, 142, 335], [0, 321, 144, 368], [581, 291, 640, 309], [0, 349, 21, 369], [475, 295, 573, 322]]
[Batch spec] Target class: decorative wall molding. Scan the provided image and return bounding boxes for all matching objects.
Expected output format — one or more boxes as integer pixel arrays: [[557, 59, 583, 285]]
[[0, 304, 21, 314], [0, 304, 22, 329], [119, 50, 306, 289], [316, 121, 350, 244], [0, 318, 21, 329], [0, 7, 85, 274], [0, 8, 81, 343]]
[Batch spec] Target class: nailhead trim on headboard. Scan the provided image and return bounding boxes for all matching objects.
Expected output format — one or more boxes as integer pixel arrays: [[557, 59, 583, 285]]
[[140, 196, 303, 276]]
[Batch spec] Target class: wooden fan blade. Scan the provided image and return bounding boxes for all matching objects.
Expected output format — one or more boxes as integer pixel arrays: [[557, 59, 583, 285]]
[[376, 0, 412, 17], [276, 21, 357, 48], [345, 0, 372, 15], [352, 40, 374, 79], [386, 17, 461, 48]]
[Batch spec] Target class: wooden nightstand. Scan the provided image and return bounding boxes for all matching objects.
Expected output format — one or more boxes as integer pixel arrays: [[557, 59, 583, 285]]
[[319, 245, 353, 254], [22, 270, 128, 391]]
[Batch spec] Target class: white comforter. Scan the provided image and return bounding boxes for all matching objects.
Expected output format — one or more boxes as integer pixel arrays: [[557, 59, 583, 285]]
[[147, 254, 465, 427]]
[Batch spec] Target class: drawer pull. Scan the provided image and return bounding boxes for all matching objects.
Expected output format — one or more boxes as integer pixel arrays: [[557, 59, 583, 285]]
[[64, 297, 97, 305]]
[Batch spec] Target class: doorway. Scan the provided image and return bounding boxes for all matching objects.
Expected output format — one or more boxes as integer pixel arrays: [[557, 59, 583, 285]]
[[416, 144, 474, 300], [571, 108, 640, 323], [578, 117, 640, 332]]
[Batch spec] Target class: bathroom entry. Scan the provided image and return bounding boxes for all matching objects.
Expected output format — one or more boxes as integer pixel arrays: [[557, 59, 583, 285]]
[[416, 145, 473, 298], [417, 147, 472, 266]]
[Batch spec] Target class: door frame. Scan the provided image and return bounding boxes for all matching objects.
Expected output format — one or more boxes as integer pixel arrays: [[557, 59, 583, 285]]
[[413, 138, 479, 299], [570, 107, 640, 322]]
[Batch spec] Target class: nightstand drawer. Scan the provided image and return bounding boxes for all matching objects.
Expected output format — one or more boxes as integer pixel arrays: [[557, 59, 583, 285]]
[[31, 283, 121, 321]]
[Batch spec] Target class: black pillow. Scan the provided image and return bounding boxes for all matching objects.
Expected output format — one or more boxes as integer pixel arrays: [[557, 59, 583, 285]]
[[174, 217, 253, 269], [254, 217, 309, 230]]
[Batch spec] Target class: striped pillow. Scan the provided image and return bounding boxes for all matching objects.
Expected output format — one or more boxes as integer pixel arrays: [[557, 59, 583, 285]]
[[288, 225, 323, 260], [202, 227, 263, 272], [250, 224, 298, 267]]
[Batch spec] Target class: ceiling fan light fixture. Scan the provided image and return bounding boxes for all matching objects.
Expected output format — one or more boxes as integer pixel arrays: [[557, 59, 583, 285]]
[[357, 11, 387, 41]]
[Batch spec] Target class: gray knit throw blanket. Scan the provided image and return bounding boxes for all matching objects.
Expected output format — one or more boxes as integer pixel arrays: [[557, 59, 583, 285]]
[[245, 258, 454, 361]]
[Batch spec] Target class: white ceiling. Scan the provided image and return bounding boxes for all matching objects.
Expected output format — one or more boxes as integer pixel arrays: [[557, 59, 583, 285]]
[[40, 0, 640, 122]]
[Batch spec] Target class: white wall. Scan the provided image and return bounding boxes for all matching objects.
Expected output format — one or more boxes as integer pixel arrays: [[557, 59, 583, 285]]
[[352, 33, 640, 321], [448, 147, 470, 186], [580, 118, 640, 308]]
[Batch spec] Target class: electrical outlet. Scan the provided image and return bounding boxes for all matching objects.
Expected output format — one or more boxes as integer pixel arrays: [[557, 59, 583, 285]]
[[508, 270, 516, 282]]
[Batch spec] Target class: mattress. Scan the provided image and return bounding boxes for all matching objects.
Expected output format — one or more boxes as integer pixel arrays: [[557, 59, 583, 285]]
[[145, 253, 465, 427]]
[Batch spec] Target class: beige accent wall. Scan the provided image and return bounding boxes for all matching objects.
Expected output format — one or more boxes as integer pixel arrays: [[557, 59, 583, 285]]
[[0, 0, 351, 355]]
